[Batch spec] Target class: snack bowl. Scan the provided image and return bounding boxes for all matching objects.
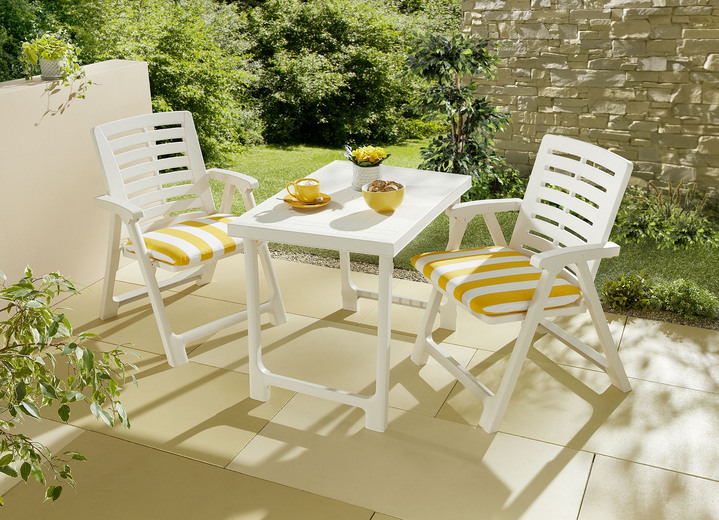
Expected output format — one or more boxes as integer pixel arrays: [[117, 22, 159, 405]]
[[362, 180, 405, 213]]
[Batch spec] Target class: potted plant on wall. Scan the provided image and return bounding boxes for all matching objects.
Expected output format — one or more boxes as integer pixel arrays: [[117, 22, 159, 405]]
[[19, 32, 90, 97]]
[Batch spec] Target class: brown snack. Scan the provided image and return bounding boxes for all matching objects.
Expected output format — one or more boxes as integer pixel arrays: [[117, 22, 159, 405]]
[[368, 179, 403, 192]]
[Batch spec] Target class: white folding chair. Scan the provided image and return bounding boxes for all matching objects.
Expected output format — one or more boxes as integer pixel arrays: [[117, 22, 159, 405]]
[[411, 134, 633, 433], [93, 111, 286, 367]]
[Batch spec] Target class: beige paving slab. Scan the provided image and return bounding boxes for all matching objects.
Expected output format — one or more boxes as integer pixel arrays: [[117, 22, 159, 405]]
[[117, 255, 383, 323], [273, 259, 382, 322], [228, 394, 594, 520], [0, 418, 84, 497], [60, 278, 246, 358], [64, 352, 294, 467], [437, 348, 719, 480], [533, 312, 627, 370], [619, 316, 719, 394], [371, 514, 403, 520], [579, 455, 719, 520], [192, 313, 475, 417], [2, 431, 374, 520]]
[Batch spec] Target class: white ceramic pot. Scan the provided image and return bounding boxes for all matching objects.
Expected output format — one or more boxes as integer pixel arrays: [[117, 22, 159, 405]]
[[39, 59, 64, 80], [351, 163, 381, 191]]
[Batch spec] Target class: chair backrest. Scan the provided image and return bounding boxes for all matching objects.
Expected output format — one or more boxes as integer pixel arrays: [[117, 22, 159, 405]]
[[509, 134, 633, 277], [93, 111, 216, 232]]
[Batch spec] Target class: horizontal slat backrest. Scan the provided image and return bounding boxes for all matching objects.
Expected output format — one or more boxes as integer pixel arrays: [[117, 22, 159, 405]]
[[93, 111, 215, 232], [510, 134, 633, 278]]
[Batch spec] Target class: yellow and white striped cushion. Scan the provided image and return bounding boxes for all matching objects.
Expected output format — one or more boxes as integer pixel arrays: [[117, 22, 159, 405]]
[[412, 246, 581, 316], [125, 214, 240, 268]]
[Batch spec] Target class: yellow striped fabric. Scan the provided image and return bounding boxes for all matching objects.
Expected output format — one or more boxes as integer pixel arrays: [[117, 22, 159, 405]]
[[125, 214, 240, 267], [412, 246, 581, 316]]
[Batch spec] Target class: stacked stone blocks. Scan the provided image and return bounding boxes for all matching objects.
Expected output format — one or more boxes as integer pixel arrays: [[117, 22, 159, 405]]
[[464, 0, 719, 198]]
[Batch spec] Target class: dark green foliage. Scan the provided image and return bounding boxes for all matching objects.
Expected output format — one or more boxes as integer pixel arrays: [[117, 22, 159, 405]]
[[75, 0, 260, 165], [600, 271, 656, 312], [243, 0, 451, 146], [2, 0, 260, 166], [0, 0, 49, 81], [406, 32, 524, 200], [613, 182, 719, 250], [654, 279, 719, 320], [601, 270, 719, 320]]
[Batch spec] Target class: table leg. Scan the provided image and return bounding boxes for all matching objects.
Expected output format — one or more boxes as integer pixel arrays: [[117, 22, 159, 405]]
[[339, 250, 359, 311], [364, 254, 393, 432], [245, 239, 271, 401]]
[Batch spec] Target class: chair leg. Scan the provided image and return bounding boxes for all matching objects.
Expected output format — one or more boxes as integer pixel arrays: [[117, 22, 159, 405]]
[[479, 314, 541, 434], [100, 215, 123, 320], [195, 262, 218, 287], [479, 269, 556, 434], [577, 263, 631, 392], [134, 253, 189, 367], [411, 288, 443, 366]]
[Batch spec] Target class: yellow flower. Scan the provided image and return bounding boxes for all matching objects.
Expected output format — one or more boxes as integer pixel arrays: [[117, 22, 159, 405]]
[[347, 145, 389, 166]]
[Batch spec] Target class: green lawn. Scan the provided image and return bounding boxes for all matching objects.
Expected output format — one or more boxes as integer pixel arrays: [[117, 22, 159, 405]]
[[220, 142, 719, 299]]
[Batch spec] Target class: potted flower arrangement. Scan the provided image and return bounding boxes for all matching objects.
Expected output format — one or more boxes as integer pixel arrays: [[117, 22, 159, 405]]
[[19, 32, 90, 97], [344, 144, 391, 191]]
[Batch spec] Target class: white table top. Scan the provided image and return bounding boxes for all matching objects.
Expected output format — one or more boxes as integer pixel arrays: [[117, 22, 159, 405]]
[[228, 161, 471, 257]]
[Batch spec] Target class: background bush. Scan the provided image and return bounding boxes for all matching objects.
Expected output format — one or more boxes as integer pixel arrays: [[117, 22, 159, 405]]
[[601, 271, 719, 320], [74, 0, 261, 165], [241, 0, 459, 146], [613, 182, 719, 250], [1, 0, 462, 163]]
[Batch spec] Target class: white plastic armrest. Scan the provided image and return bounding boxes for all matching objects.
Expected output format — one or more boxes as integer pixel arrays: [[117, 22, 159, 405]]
[[445, 198, 523, 220], [207, 168, 259, 191], [530, 242, 621, 272], [95, 195, 144, 223], [445, 198, 522, 249]]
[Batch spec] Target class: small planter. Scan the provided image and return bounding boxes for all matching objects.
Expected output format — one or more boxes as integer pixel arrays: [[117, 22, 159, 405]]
[[39, 58, 64, 80], [352, 164, 381, 191]]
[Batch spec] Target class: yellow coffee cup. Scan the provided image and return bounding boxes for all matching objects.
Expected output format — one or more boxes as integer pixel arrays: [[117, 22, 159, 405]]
[[287, 178, 321, 203]]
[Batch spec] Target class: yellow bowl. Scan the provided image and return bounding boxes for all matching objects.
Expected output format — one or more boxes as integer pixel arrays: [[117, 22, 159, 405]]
[[362, 182, 405, 213]]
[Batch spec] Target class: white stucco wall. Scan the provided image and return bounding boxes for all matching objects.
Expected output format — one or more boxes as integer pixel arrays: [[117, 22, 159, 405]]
[[0, 60, 152, 286]]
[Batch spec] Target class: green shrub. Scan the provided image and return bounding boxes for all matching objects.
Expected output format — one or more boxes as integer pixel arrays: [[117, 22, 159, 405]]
[[242, 0, 453, 146], [601, 271, 719, 320], [613, 182, 719, 250], [600, 271, 656, 312], [0, 0, 40, 81], [654, 279, 719, 320], [40, 0, 261, 166], [405, 32, 523, 201]]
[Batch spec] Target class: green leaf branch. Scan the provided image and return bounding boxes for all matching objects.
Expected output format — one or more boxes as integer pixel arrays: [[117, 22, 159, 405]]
[[0, 268, 137, 506]]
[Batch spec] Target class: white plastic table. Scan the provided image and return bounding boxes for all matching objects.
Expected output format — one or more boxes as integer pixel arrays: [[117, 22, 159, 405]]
[[228, 160, 471, 432]]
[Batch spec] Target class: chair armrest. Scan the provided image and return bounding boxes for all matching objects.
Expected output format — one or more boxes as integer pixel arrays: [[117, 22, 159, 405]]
[[207, 168, 259, 190], [95, 195, 144, 223], [445, 198, 523, 220], [445, 198, 523, 250], [530, 242, 621, 272]]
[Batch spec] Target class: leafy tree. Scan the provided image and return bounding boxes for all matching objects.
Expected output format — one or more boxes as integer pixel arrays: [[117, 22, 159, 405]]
[[242, 0, 450, 146], [74, 0, 260, 165], [406, 32, 525, 200], [0, 0, 50, 82], [0, 268, 136, 506]]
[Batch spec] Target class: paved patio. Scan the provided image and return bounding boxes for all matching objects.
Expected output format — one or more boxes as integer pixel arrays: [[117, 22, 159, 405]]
[[2, 254, 718, 519]]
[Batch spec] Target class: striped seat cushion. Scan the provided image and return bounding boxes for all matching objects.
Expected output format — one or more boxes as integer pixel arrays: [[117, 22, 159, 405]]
[[412, 246, 581, 316], [124, 214, 241, 268]]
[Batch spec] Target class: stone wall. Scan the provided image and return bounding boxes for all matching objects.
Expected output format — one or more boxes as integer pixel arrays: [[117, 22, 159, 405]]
[[463, 0, 719, 198]]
